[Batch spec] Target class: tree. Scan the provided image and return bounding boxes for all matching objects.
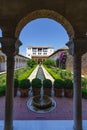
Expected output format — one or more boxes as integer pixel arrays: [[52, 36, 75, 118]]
[[43, 59, 54, 67], [27, 59, 37, 68]]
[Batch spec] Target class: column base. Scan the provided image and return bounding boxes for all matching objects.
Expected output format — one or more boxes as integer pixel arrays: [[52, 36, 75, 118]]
[[73, 125, 83, 130], [4, 125, 13, 130]]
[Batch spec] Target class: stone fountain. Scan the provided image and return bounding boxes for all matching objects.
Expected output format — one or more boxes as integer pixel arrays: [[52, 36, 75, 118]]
[[27, 65, 56, 113]]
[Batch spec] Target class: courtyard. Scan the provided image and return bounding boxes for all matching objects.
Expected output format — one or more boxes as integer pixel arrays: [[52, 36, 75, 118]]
[[0, 96, 87, 120]]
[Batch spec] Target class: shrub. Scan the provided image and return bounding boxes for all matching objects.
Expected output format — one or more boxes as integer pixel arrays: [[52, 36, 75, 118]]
[[43, 59, 55, 67], [27, 59, 37, 68], [19, 79, 31, 89], [82, 77, 87, 89], [64, 79, 73, 89], [43, 79, 52, 88], [18, 66, 36, 81], [0, 85, 6, 97], [82, 89, 87, 99], [58, 70, 72, 79], [32, 78, 42, 88], [14, 78, 19, 88], [54, 79, 64, 89], [44, 65, 61, 79]]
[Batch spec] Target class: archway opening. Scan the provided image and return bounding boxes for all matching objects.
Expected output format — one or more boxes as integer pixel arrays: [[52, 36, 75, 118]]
[[14, 16, 74, 119], [19, 18, 69, 56], [12, 9, 74, 119]]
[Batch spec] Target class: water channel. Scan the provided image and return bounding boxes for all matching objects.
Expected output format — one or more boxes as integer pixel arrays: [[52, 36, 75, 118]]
[[27, 65, 56, 113]]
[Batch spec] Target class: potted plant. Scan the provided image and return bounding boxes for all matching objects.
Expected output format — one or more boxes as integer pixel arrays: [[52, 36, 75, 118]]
[[43, 79, 52, 96], [14, 78, 19, 97], [64, 79, 73, 98], [19, 78, 31, 97], [54, 79, 64, 97], [31, 78, 42, 96]]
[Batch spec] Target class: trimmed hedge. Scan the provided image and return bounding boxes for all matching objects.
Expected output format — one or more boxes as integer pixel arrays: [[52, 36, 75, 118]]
[[0, 85, 6, 97], [0, 65, 37, 96], [54, 79, 64, 89], [31, 78, 42, 88], [18, 66, 36, 81], [43, 65, 61, 79], [82, 88, 87, 99]]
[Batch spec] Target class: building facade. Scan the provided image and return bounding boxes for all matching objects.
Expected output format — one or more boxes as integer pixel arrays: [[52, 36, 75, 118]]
[[49, 46, 87, 75], [0, 48, 29, 72], [49, 46, 68, 66], [26, 46, 54, 63]]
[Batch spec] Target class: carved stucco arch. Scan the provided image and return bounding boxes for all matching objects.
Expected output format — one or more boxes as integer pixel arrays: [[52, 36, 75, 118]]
[[15, 9, 75, 39]]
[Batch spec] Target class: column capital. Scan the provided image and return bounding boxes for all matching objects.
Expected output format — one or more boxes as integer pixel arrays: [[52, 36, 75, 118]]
[[66, 38, 87, 56], [0, 37, 22, 57]]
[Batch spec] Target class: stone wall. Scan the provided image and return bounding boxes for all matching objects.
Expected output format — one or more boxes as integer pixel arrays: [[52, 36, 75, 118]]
[[82, 52, 87, 75], [66, 52, 87, 76]]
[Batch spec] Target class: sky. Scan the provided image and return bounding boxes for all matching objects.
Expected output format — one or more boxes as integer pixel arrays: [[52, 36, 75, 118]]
[[0, 18, 69, 56]]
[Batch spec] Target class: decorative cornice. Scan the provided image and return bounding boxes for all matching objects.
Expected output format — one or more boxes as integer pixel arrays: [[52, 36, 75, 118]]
[[0, 37, 22, 56]]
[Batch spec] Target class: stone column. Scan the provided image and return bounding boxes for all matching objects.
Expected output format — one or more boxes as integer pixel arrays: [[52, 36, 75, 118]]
[[66, 38, 87, 130], [0, 37, 22, 130], [73, 54, 82, 130]]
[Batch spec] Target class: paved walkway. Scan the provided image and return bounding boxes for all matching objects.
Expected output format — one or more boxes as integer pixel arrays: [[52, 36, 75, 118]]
[[0, 96, 87, 120], [0, 96, 87, 130], [28, 65, 39, 82], [0, 66, 87, 130]]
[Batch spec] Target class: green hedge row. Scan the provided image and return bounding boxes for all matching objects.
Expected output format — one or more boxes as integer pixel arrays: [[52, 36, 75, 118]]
[[43, 65, 61, 79], [0, 65, 37, 96], [18, 66, 36, 81]]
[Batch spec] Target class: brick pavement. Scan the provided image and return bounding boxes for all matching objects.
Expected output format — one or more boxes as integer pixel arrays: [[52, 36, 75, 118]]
[[0, 96, 87, 120]]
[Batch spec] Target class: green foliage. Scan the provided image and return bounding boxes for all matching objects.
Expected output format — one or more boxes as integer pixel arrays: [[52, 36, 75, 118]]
[[14, 78, 19, 88], [43, 79, 52, 88], [44, 65, 61, 79], [82, 77, 87, 89], [64, 79, 73, 89], [19, 79, 31, 89], [54, 79, 64, 89], [27, 59, 37, 68], [0, 74, 6, 87], [18, 66, 36, 81], [58, 70, 72, 79], [0, 66, 37, 96], [32, 78, 42, 88], [82, 88, 87, 99], [0, 85, 6, 96], [43, 59, 55, 67]]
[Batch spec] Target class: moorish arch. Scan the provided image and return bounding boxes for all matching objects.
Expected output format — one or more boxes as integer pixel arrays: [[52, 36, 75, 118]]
[[15, 9, 74, 40], [0, 3, 87, 130]]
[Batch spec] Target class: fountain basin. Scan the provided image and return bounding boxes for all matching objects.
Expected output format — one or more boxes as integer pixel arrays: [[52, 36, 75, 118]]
[[32, 95, 52, 109]]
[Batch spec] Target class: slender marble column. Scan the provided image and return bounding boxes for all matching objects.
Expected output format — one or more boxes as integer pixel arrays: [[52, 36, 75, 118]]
[[4, 54, 14, 130], [73, 54, 82, 130], [66, 39, 87, 130], [0, 37, 22, 130]]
